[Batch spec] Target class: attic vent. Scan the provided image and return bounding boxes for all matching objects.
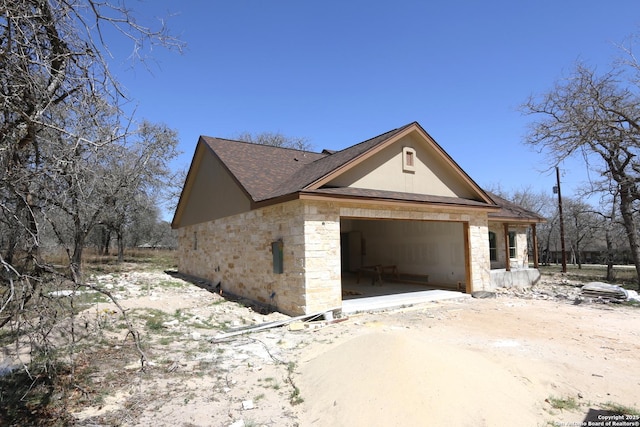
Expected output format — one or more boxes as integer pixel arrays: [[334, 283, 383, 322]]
[[402, 147, 416, 172]]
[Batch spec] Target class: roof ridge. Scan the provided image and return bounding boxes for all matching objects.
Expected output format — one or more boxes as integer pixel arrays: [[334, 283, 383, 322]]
[[300, 122, 415, 170], [257, 122, 418, 201], [322, 122, 415, 157], [200, 135, 322, 155]]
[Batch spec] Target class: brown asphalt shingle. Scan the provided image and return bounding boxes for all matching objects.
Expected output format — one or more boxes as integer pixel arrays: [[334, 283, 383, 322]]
[[199, 125, 545, 223], [200, 124, 412, 202], [486, 192, 546, 222], [200, 136, 326, 201], [264, 123, 414, 200]]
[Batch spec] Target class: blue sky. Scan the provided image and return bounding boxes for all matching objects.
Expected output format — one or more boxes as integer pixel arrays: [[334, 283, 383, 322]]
[[109, 1, 640, 203]]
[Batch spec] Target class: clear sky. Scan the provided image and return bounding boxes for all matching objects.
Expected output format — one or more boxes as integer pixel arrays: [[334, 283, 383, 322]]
[[109, 1, 640, 203]]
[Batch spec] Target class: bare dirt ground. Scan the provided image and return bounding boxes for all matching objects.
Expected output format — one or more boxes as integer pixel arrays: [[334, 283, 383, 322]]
[[46, 269, 640, 426]]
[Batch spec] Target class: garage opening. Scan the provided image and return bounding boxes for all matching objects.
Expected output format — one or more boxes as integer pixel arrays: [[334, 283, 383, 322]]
[[340, 218, 469, 303]]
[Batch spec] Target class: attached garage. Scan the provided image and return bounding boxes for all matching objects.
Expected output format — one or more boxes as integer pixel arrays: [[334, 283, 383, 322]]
[[340, 218, 467, 291]]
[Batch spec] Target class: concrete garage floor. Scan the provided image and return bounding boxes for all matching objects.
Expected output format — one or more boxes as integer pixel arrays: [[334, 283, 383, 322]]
[[340, 273, 469, 314]]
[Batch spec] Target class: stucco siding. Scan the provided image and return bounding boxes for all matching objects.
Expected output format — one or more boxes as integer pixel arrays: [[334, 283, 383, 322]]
[[326, 134, 476, 199], [178, 146, 251, 227]]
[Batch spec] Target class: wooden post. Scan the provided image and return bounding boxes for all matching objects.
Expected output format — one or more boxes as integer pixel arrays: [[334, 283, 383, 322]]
[[532, 223, 539, 268], [463, 222, 471, 293], [556, 166, 567, 273], [503, 223, 511, 271]]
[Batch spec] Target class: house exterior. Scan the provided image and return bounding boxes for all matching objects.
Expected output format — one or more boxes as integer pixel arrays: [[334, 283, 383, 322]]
[[171, 122, 545, 315]]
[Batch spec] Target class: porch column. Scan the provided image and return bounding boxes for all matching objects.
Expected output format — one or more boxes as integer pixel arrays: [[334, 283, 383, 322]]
[[532, 224, 539, 268], [503, 223, 511, 271]]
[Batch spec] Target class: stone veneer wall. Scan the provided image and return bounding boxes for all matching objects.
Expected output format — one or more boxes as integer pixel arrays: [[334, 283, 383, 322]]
[[177, 200, 308, 315], [300, 202, 342, 313], [515, 228, 529, 268], [488, 223, 530, 270], [177, 199, 493, 315]]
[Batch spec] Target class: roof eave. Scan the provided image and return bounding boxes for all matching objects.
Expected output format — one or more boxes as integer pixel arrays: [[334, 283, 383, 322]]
[[171, 138, 207, 229], [488, 215, 547, 224], [252, 190, 502, 212], [301, 191, 500, 211]]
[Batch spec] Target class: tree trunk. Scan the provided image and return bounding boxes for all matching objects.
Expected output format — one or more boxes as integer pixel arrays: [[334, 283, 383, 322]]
[[3, 231, 17, 265], [70, 205, 86, 282], [102, 227, 112, 256], [71, 233, 84, 283], [117, 228, 124, 263], [618, 190, 640, 290], [605, 226, 615, 282], [605, 200, 616, 282]]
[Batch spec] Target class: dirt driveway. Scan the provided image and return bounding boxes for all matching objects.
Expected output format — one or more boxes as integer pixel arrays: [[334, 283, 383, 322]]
[[67, 270, 640, 427]]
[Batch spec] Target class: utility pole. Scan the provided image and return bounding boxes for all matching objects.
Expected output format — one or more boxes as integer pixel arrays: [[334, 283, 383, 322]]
[[554, 166, 567, 273]]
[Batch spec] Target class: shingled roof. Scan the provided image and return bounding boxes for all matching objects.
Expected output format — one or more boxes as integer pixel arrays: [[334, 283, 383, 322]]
[[201, 123, 415, 203], [486, 192, 546, 223], [191, 122, 546, 224], [200, 136, 326, 201]]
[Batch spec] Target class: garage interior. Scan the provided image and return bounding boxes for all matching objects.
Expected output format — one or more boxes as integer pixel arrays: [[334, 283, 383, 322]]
[[339, 218, 470, 312]]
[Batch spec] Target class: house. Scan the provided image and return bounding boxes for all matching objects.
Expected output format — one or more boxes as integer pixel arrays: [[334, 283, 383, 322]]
[[171, 122, 545, 315]]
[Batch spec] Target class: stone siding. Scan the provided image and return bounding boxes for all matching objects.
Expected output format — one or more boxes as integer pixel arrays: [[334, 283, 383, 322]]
[[488, 224, 530, 271], [177, 201, 307, 315], [177, 199, 495, 315], [301, 202, 342, 313]]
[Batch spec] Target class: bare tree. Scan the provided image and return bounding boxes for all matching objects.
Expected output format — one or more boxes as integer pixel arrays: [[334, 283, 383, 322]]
[[39, 118, 179, 274], [1, 0, 183, 271], [562, 198, 602, 268], [98, 121, 179, 263], [235, 131, 314, 151], [593, 191, 630, 280], [522, 58, 640, 288], [0, 0, 183, 400]]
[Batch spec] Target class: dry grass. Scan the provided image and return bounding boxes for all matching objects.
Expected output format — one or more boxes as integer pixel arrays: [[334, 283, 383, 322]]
[[42, 248, 178, 276], [538, 264, 638, 289]]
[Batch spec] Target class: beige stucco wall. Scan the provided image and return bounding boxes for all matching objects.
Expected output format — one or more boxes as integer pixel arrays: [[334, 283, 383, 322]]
[[178, 145, 251, 227], [326, 134, 476, 199], [177, 199, 494, 315]]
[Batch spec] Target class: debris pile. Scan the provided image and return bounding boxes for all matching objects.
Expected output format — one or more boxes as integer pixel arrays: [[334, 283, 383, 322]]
[[495, 281, 583, 301], [580, 282, 628, 302], [496, 276, 640, 305], [580, 282, 640, 303]]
